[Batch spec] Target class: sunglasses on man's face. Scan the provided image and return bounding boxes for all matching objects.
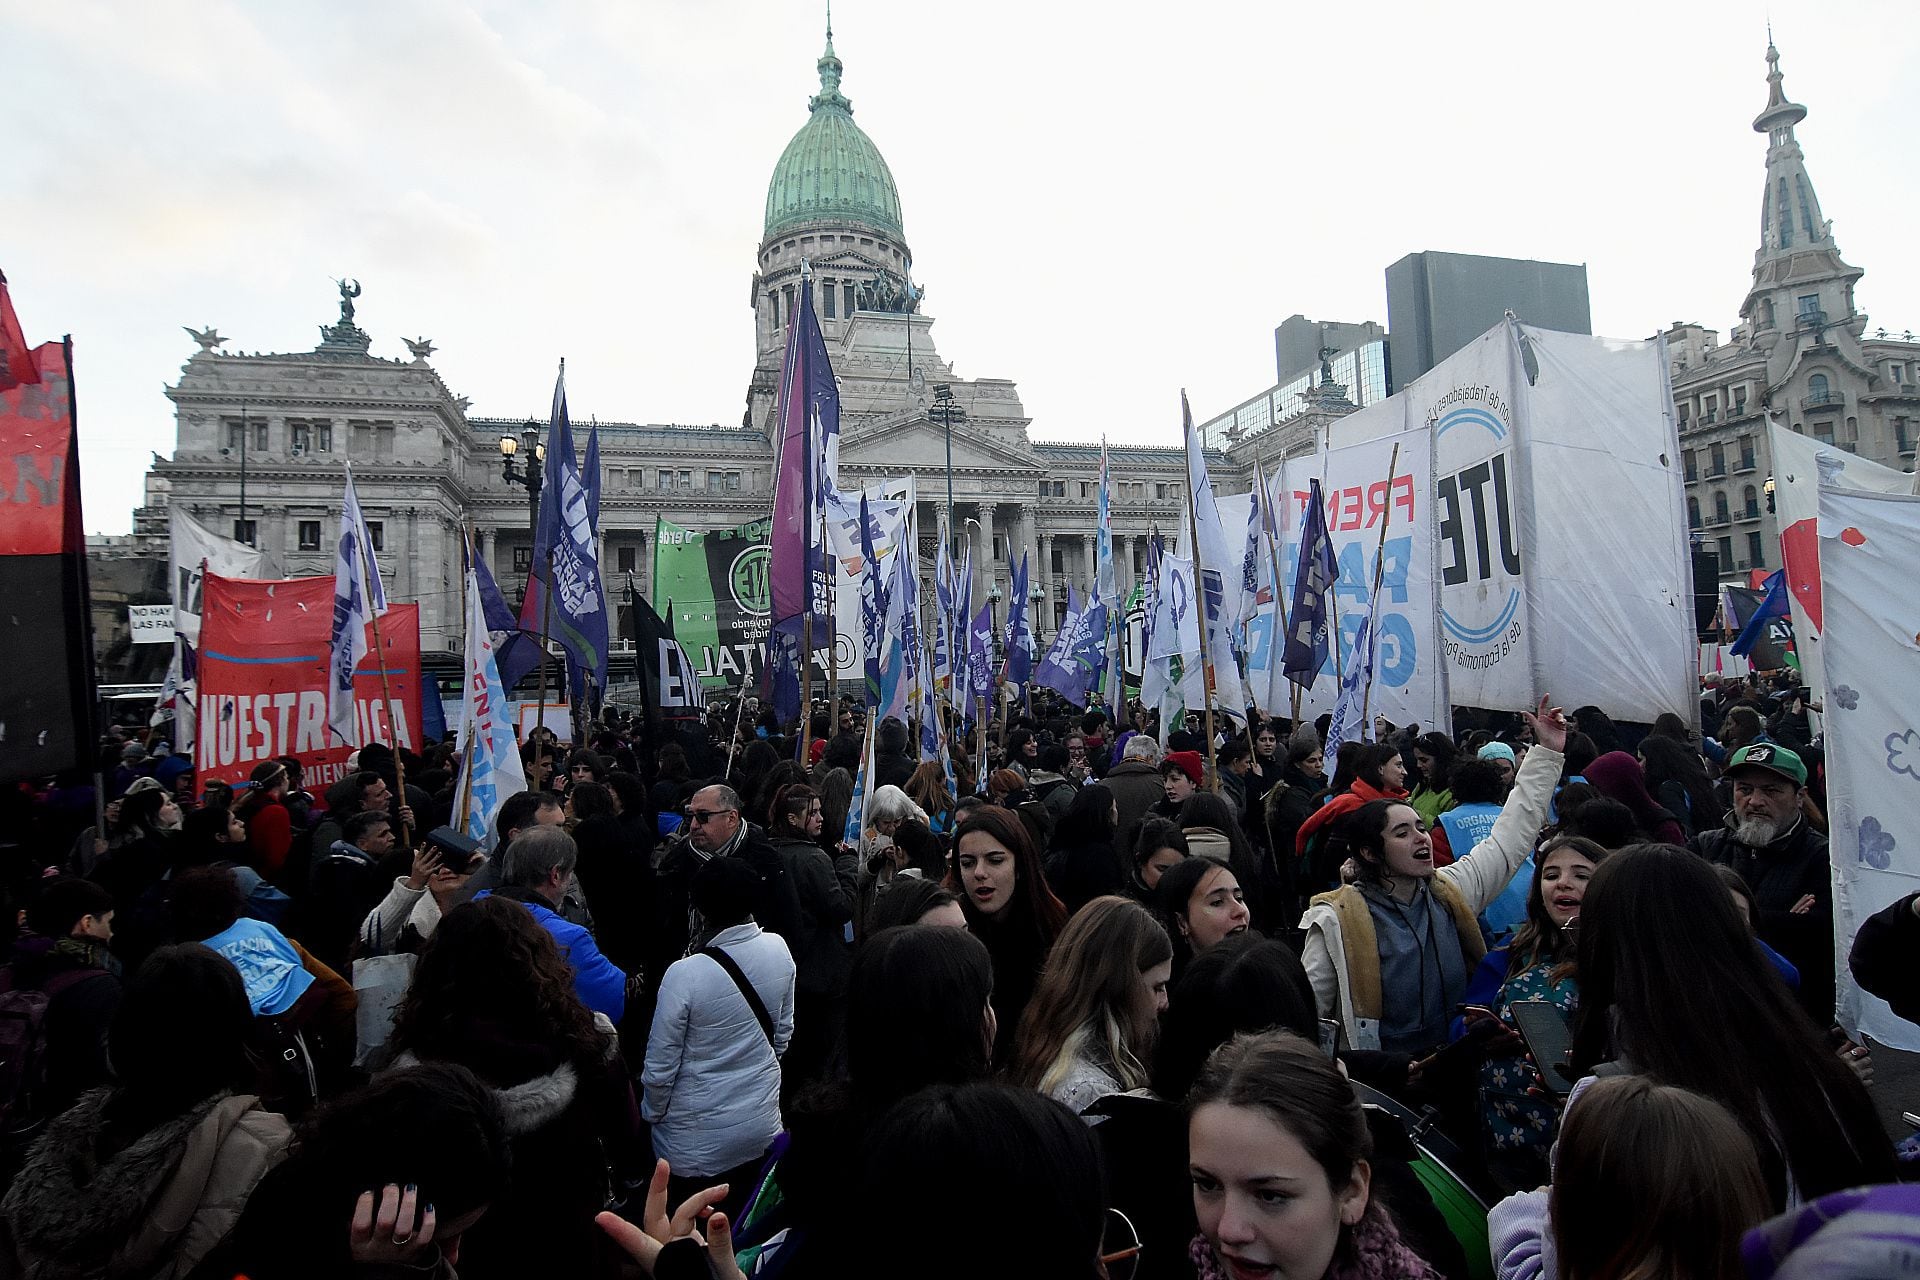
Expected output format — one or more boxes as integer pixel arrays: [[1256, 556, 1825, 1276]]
[[688, 808, 737, 825]]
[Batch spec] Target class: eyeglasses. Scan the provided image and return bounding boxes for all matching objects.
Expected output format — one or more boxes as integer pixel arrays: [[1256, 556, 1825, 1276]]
[[688, 808, 737, 825], [1099, 1207, 1142, 1280]]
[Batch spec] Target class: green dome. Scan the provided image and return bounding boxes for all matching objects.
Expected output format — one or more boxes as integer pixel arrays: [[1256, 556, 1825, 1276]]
[[763, 36, 904, 242]]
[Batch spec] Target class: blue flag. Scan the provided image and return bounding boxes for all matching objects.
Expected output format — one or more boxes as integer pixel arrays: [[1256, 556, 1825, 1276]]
[[453, 550, 527, 852], [1003, 551, 1035, 688], [1035, 586, 1109, 707], [859, 492, 888, 710], [1731, 568, 1791, 658], [516, 363, 609, 705], [1281, 478, 1339, 687]]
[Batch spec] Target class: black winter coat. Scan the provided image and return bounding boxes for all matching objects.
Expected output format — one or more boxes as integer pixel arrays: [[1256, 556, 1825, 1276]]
[[1694, 817, 1834, 1023]]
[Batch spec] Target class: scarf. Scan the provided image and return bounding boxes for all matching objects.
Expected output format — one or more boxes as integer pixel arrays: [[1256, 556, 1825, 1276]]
[[52, 935, 120, 978], [1189, 1214, 1441, 1280]]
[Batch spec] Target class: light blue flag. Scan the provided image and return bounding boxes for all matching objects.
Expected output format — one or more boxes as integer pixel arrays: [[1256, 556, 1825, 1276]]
[[453, 549, 527, 851], [1324, 612, 1378, 757]]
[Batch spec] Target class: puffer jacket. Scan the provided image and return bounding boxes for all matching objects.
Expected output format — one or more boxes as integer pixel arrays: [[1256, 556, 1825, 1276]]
[[642, 922, 796, 1178], [3, 1090, 289, 1280]]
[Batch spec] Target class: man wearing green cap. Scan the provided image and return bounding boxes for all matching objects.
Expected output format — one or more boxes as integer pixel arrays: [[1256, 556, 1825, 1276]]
[[1692, 743, 1834, 1022]]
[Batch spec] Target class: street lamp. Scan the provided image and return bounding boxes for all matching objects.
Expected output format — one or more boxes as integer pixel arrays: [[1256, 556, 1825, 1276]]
[[500, 420, 546, 551], [1763, 475, 1777, 514], [929, 384, 966, 555], [218, 401, 252, 544], [987, 581, 1003, 660], [1029, 579, 1047, 644]]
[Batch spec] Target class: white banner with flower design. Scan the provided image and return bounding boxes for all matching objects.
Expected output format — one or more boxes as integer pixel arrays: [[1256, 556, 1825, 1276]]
[[1819, 483, 1920, 1051]]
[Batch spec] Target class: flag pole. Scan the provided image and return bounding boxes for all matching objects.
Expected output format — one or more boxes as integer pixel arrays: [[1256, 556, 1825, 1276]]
[[725, 679, 751, 781], [360, 534, 411, 849], [1358, 443, 1402, 731], [1182, 392, 1222, 793], [455, 528, 478, 837]]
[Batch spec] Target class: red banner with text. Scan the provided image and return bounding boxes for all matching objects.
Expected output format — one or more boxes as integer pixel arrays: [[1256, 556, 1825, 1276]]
[[195, 572, 422, 790]]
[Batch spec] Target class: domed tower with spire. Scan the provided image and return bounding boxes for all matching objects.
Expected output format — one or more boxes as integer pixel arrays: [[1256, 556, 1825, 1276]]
[[1737, 37, 1866, 350], [745, 15, 926, 426], [1667, 35, 1920, 589]]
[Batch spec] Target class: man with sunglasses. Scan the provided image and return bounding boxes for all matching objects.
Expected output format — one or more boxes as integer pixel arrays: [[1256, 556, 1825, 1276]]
[[653, 784, 803, 982]]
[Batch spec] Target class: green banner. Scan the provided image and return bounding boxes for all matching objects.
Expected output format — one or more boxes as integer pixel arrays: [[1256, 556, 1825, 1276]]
[[652, 516, 772, 689]]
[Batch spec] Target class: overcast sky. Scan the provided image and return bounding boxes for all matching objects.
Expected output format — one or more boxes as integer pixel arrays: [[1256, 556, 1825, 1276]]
[[5, 1, 1917, 534]]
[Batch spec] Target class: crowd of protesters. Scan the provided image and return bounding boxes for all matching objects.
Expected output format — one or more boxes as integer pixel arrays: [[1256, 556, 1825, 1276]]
[[0, 664, 1914, 1279]]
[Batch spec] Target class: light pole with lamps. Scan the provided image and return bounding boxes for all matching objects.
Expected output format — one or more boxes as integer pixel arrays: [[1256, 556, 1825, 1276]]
[[499, 420, 547, 554], [930, 384, 965, 556], [219, 402, 252, 544]]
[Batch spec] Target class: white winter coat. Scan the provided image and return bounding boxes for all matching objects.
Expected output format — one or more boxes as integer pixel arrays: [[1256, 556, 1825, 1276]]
[[641, 921, 796, 1178]]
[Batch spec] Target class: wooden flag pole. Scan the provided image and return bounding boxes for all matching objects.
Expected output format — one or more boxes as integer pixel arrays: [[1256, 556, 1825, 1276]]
[[1181, 393, 1222, 793], [1358, 443, 1402, 730]]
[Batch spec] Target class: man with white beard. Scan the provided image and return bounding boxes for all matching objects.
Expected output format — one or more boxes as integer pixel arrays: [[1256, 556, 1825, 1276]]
[[1692, 744, 1835, 1024]]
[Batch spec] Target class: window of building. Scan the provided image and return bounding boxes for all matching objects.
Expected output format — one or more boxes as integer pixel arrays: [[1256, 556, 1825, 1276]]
[[1815, 421, 1835, 446], [1778, 179, 1795, 248], [822, 279, 836, 319], [224, 419, 265, 452], [1677, 403, 1690, 427], [1742, 485, 1759, 519], [1896, 417, 1913, 453], [1747, 531, 1765, 569], [1713, 492, 1730, 524], [1733, 387, 1748, 413], [1037, 480, 1065, 498], [617, 545, 636, 573], [1738, 438, 1756, 471], [1687, 495, 1701, 529], [231, 518, 256, 545], [707, 470, 742, 493], [1683, 449, 1697, 482], [365, 521, 384, 552], [1709, 444, 1725, 476], [768, 292, 780, 328], [1718, 535, 1734, 569], [513, 546, 533, 573], [1807, 372, 1832, 405], [842, 283, 855, 316], [1797, 294, 1821, 321], [1761, 299, 1776, 328], [783, 285, 795, 322], [1702, 396, 1718, 424], [298, 520, 321, 550]]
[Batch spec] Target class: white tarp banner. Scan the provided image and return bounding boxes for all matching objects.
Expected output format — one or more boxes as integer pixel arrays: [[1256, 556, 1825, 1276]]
[[1817, 484, 1920, 1051], [170, 507, 270, 643], [127, 604, 174, 644], [1245, 417, 1450, 734], [825, 476, 917, 685], [1343, 322, 1695, 723], [1518, 327, 1698, 724], [1768, 423, 1916, 704], [1393, 328, 1535, 711]]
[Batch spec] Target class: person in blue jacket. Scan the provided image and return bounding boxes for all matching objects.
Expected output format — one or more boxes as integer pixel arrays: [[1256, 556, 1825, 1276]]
[[477, 824, 631, 1022]]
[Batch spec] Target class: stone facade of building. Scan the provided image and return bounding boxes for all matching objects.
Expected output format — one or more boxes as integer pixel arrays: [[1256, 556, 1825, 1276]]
[[1671, 42, 1920, 583]]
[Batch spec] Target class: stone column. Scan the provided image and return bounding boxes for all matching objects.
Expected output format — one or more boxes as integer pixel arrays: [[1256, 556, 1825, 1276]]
[[971, 503, 992, 602], [477, 527, 493, 570], [1082, 533, 1096, 591]]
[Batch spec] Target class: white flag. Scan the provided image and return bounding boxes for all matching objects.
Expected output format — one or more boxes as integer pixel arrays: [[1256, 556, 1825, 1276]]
[[327, 465, 388, 746], [169, 507, 268, 644]]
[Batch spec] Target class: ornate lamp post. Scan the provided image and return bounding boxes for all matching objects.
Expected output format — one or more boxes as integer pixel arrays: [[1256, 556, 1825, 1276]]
[[499, 420, 546, 551]]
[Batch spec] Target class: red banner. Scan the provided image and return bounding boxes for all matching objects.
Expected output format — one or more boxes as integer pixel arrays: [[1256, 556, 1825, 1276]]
[[195, 572, 422, 791], [0, 341, 75, 556]]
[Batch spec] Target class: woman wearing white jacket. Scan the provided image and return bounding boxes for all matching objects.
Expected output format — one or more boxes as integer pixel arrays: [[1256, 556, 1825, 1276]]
[[642, 856, 796, 1211], [1299, 698, 1568, 1054]]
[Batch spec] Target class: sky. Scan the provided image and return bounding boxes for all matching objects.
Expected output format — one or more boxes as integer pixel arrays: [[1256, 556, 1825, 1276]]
[[5, 0, 1918, 534]]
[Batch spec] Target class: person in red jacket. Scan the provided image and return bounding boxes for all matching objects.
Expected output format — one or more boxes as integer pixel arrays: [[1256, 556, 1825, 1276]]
[[234, 759, 295, 880], [1292, 743, 1408, 895]]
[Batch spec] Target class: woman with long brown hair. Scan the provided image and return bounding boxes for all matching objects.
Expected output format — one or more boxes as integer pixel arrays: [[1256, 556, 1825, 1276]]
[[389, 895, 635, 1280], [1014, 896, 1172, 1114], [1489, 1075, 1771, 1280], [945, 804, 1067, 1067]]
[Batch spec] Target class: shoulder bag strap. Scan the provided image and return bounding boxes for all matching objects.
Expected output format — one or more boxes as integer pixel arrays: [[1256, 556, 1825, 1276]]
[[699, 946, 776, 1047]]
